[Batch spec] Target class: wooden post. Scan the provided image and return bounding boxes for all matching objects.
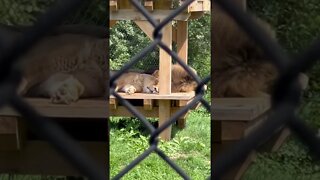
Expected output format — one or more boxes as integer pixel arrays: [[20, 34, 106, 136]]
[[158, 23, 172, 140], [176, 21, 188, 128], [176, 21, 188, 64]]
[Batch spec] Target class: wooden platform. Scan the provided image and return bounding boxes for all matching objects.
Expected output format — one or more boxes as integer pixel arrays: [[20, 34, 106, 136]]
[[213, 97, 290, 180], [0, 95, 108, 177], [110, 92, 200, 136], [0, 98, 108, 118], [110, 92, 195, 100]]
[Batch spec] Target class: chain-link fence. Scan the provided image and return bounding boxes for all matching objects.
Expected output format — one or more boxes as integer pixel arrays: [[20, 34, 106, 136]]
[[109, 0, 210, 179], [213, 0, 320, 179], [0, 0, 107, 179], [0, 0, 210, 180]]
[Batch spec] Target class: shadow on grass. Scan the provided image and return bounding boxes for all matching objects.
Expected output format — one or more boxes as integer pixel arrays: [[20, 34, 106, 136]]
[[109, 116, 182, 139]]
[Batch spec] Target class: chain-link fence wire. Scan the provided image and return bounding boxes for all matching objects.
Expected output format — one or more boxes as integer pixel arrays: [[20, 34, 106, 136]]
[[109, 0, 211, 179], [0, 0, 107, 180], [213, 0, 320, 179]]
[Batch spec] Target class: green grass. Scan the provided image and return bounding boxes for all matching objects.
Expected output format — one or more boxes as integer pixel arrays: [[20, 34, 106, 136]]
[[240, 0, 320, 179], [109, 107, 211, 179]]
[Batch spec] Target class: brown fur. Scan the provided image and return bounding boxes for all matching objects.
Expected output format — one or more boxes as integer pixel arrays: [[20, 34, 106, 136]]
[[18, 33, 107, 104], [153, 64, 203, 93], [114, 72, 159, 94], [212, 4, 278, 97]]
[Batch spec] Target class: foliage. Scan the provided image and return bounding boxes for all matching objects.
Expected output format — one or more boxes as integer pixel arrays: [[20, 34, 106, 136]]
[[245, 0, 320, 179], [0, 0, 54, 25], [0, 0, 106, 26], [110, 108, 210, 179], [109, 14, 211, 79]]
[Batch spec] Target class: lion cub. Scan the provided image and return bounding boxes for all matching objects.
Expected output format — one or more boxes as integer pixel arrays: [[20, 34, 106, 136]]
[[114, 72, 159, 95]]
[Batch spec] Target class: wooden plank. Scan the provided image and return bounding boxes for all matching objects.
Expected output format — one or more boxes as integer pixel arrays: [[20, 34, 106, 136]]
[[221, 121, 247, 141], [153, 0, 172, 10], [178, 100, 189, 106], [0, 116, 19, 151], [134, 20, 155, 40], [158, 21, 172, 140], [109, 98, 117, 110], [212, 98, 271, 121], [0, 141, 106, 176], [109, 20, 117, 28], [213, 121, 222, 142], [143, 99, 153, 110], [118, 0, 133, 9], [159, 22, 172, 95], [110, 92, 195, 100], [244, 112, 269, 137], [176, 21, 188, 64], [144, 0, 154, 11], [0, 98, 108, 118], [159, 100, 172, 140], [259, 128, 291, 152], [172, 26, 177, 43], [110, 10, 191, 21], [187, 0, 211, 12], [109, 0, 118, 12]]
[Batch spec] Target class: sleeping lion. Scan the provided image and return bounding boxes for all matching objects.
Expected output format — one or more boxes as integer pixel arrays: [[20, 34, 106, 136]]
[[113, 72, 159, 95]]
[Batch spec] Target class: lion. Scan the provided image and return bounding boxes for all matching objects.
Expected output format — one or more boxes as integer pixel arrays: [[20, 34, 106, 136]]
[[113, 72, 159, 95], [212, 3, 276, 97], [152, 64, 205, 93], [15, 33, 108, 104], [212, 4, 308, 98]]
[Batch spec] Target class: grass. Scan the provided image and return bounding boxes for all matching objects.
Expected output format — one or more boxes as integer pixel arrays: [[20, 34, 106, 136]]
[[109, 107, 211, 179], [235, 1, 320, 179]]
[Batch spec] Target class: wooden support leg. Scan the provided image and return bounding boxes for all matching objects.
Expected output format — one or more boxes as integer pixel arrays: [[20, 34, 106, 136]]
[[159, 100, 172, 140], [0, 116, 22, 151], [109, 20, 117, 28], [158, 22, 172, 140], [177, 118, 186, 129]]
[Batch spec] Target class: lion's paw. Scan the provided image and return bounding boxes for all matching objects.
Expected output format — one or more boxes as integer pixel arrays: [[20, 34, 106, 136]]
[[50, 76, 84, 104], [125, 86, 136, 95]]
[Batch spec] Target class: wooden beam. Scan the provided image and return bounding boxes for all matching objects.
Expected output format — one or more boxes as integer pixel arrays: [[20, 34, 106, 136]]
[[134, 20, 155, 40], [110, 10, 191, 21], [143, 99, 153, 110], [0, 141, 106, 176], [0, 116, 20, 151], [110, 0, 118, 12], [109, 20, 117, 28], [158, 22, 173, 140], [144, 0, 154, 11], [159, 23, 172, 95], [176, 21, 188, 64], [212, 98, 271, 121], [0, 98, 108, 118], [110, 92, 195, 100], [159, 100, 172, 140]]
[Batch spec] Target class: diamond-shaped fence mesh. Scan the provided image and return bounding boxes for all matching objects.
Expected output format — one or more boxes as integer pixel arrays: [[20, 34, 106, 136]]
[[4, 0, 319, 179], [109, 0, 210, 179], [0, 0, 210, 180], [213, 0, 320, 179]]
